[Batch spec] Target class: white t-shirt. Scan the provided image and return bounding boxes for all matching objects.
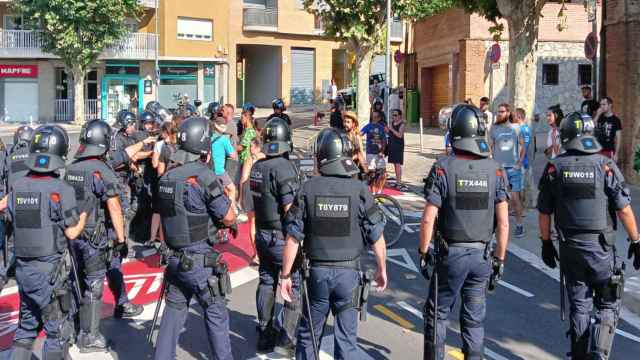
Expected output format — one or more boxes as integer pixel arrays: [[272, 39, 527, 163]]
[[154, 139, 165, 154], [330, 84, 338, 100], [546, 128, 561, 159], [389, 93, 400, 111]]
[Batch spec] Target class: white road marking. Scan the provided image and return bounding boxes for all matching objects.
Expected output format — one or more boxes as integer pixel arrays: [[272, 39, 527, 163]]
[[370, 248, 419, 273], [508, 242, 640, 332], [392, 301, 510, 360], [497, 280, 535, 298], [247, 333, 374, 360], [615, 328, 640, 343]]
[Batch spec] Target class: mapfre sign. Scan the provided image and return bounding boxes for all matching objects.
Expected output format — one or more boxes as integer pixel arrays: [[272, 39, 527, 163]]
[[0, 65, 38, 78]]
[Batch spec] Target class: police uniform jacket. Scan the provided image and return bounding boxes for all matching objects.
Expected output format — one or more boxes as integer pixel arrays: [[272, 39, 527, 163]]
[[424, 155, 509, 244], [284, 174, 385, 262]]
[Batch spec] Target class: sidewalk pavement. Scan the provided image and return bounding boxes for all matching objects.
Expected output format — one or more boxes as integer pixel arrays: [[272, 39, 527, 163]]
[[291, 121, 640, 317]]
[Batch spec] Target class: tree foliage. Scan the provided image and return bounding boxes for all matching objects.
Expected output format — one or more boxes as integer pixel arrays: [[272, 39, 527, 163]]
[[13, 0, 141, 72]]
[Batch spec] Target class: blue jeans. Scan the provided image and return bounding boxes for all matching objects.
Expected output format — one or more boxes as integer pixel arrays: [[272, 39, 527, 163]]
[[423, 245, 491, 360], [296, 266, 361, 360]]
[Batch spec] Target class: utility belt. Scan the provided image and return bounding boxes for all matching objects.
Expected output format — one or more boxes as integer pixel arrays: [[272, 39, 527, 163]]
[[310, 258, 361, 270], [172, 249, 232, 297]]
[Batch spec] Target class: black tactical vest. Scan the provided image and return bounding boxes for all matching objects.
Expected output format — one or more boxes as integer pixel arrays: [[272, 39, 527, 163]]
[[250, 157, 298, 231], [553, 154, 609, 232], [157, 161, 212, 249], [7, 145, 30, 191], [13, 177, 67, 258], [439, 156, 498, 244], [65, 159, 113, 237], [302, 176, 364, 262]]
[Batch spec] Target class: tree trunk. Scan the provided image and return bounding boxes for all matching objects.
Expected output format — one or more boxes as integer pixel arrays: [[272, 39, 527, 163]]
[[499, 1, 543, 118], [356, 49, 374, 125], [71, 65, 85, 125], [497, 0, 545, 208]]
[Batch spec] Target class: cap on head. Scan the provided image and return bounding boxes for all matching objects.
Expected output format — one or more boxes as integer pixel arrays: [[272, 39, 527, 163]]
[[314, 128, 358, 176], [261, 117, 292, 156], [75, 119, 112, 159], [26, 125, 69, 173], [206, 102, 222, 118], [559, 111, 602, 153], [448, 103, 489, 157]]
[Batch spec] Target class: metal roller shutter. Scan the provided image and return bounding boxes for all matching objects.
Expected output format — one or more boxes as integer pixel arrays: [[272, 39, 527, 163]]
[[290, 48, 315, 105], [371, 55, 386, 76], [431, 64, 449, 116]]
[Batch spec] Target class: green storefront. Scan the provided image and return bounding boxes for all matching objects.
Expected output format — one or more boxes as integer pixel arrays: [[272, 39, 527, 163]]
[[101, 62, 144, 124]]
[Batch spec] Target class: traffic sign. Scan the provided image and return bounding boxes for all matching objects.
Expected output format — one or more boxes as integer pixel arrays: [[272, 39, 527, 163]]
[[489, 43, 501, 64], [394, 50, 403, 64], [585, 32, 598, 60]]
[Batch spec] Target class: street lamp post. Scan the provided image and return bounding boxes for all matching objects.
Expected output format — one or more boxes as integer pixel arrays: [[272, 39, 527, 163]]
[[385, 0, 391, 119]]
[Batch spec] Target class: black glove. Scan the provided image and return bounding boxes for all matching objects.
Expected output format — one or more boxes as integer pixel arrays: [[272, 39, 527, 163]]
[[490, 257, 504, 285], [627, 238, 640, 270], [419, 250, 435, 280], [229, 224, 238, 239], [114, 242, 129, 259], [541, 240, 559, 269]]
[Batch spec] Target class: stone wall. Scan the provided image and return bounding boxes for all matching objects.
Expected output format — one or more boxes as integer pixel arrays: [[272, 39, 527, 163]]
[[482, 40, 592, 120]]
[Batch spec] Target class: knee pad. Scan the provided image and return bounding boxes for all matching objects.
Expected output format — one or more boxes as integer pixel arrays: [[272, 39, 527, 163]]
[[89, 279, 104, 299], [589, 311, 617, 359]]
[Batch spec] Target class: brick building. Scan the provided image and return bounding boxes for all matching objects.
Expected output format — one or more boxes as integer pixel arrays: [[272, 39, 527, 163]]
[[410, 1, 598, 127], [604, 0, 640, 180]]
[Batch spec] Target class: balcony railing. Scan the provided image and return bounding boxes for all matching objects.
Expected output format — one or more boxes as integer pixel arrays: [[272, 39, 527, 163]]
[[390, 20, 403, 41], [0, 30, 157, 60], [54, 99, 99, 122], [102, 32, 158, 60], [137, 0, 159, 8], [243, 8, 278, 31]]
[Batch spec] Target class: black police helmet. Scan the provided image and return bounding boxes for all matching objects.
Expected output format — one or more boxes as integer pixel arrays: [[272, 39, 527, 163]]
[[26, 125, 69, 173], [314, 128, 358, 177], [146, 101, 173, 122], [173, 117, 211, 164], [115, 110, 136, 129], [206, 102, 222, 118], [448, 104, 490, 157], [262, 117, 292, 156], [75, 119, 112, 159], [243, 103, 256, 115], [559, 111, 602, 154], [13, 125, 34, 146], [138, 111, 156, 130], [272, 98, 286, 111]]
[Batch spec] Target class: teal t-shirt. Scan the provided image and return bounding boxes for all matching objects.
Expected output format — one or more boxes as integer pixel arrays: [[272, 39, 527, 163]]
[[211, 133, 234, 176]]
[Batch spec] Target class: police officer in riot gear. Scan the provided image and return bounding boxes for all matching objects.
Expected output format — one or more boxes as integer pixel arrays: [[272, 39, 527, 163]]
[[112, 111, 138, 229], [66, 119, 143, 352], [280, 127, 388, 359], [538, 112, 640, 359], [2, 125, 90, 360], [268, 98, 291, 126], [249, 117, 301, 353], [154, 117, 237, 360], [420, 104, 510, 360], [5, 125, 35, 191]]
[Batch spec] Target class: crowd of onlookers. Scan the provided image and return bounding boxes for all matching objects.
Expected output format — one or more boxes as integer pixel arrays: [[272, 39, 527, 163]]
[[444, 85, 624, 239], [329, 91, 408, 192]]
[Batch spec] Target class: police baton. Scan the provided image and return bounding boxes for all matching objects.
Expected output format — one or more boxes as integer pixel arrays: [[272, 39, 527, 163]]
[[66, 238, 83, 305], [555, 226, 566, 322], [431, 231, 440, 360], [299, 250, 320, 360], [148, 271, 167, 344]]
